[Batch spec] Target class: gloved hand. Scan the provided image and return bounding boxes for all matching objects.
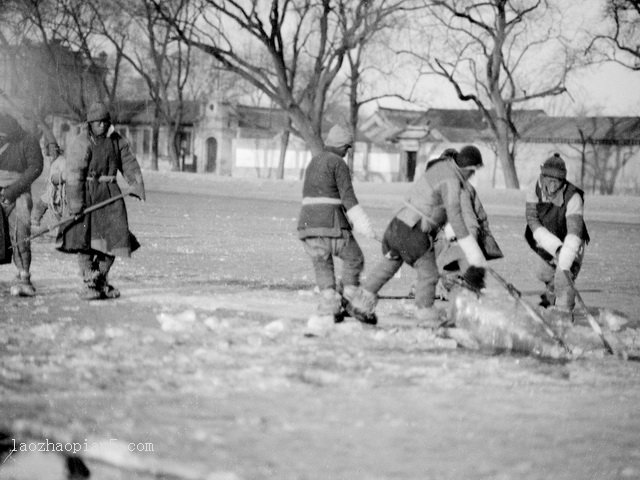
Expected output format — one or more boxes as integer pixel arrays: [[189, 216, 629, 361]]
[[346, 204, 376, 240], [457, 235, 487, 267], [556, 234, 581, 271], [443, 223, 456, 241], [462, 266, 486, 291]]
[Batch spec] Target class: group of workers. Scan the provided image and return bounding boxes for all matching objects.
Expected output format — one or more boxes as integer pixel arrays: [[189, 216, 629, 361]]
[[298, 124, 589, 325], [0, 110, 588, 320]]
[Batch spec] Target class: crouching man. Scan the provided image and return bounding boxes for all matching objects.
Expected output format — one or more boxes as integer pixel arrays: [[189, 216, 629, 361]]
[[345, 145, 488, 326], [525, 153, 589, 312], [0, 112, 43, 296], [298, 124, 377, 322], [433, 148, 503, 298]]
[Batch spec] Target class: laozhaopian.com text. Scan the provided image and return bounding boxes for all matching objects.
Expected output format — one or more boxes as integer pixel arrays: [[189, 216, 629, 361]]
[[7, 438, 155, 455]]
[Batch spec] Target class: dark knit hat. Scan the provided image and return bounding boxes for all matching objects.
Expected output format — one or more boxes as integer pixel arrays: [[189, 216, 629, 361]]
[[455, 145, 483, 168], [540, 153, 566, 180], [86, 102, 111, 123]]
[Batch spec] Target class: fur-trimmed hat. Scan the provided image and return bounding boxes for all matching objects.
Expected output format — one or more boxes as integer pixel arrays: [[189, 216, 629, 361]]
[[541, 153, 566, 180], [86, 102, 111, 123], [455, 145, 483, 168], [325, 124, 353, 148]]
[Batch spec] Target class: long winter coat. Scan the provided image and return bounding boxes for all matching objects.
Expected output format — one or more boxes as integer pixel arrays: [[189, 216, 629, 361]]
[[57, 125, 145, 257]]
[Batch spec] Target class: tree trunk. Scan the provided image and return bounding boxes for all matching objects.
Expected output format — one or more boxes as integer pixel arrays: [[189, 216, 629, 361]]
[[363, 141, 371, 181], [169, 127, 181, 172], [287, 108, 323, 157], [151, 123, 160, 171], [277, 118, 292, 180], [492, 107, 519, 188]]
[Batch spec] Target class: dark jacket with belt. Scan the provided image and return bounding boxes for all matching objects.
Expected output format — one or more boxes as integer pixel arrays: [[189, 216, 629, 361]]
[[57, 125, 145, 257], [297, 149, 359, 239]]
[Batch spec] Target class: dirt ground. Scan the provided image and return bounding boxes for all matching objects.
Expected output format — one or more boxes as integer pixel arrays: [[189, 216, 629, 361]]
[[1, 172, 640, 480]]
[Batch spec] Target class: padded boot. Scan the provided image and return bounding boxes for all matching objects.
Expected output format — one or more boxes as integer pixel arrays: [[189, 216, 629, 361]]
[[101, 283, 121, 299], [10, 271, 36, 297], [92, 272, 121, 300], [343, 285, 378, 325], [78, 270, 102, 300], [78, 282, 102, 300]]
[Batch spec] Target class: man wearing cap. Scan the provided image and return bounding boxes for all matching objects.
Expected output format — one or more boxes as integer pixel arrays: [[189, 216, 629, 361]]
[[32, 140, 67, 231], [525, 153, 590, 311], [298, 123, 377, 322], [345, 145, 488, 325], [0, 112, 43, 296], [57, 101, 145, 300]]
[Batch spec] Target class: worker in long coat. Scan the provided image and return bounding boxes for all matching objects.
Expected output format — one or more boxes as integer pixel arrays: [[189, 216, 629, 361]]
[[57, 102, 145, 300]]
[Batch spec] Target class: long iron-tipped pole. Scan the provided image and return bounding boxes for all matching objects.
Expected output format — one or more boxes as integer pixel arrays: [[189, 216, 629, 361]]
[[10, 192, 130, 249]]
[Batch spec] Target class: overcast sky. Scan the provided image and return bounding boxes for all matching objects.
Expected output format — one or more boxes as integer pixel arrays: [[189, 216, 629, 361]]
[[371, 0, 640, 118], [566, 63, 640, 116]]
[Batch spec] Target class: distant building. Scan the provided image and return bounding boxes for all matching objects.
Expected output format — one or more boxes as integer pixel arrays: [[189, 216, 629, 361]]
[[359, 107, 640, 194], [2, 41, 638, 193]]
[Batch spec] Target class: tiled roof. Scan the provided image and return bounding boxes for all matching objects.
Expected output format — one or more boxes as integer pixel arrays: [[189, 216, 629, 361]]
[[111, 100, 202, 125], [377, 107, 429, 127], [234, 104, 291, 134], [363, 107, 549, 144], [520, 116, 640, 143]]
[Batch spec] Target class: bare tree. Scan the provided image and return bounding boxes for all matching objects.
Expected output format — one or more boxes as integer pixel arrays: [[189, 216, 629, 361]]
[[153, 0, 399, 159], [340, 1, 418, 174], [86, 0, 197, 171], [403, 0, 578, 188], [587, 0, 640, 71], [0, 0, 122, 135], [570, 117, 636, 194]]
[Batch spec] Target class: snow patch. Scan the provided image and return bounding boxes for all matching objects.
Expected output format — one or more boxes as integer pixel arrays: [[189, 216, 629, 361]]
[[157, 309, 197, 332]]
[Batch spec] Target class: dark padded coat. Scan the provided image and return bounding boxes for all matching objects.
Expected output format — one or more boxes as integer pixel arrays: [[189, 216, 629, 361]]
[[57, 125, 144, 257]]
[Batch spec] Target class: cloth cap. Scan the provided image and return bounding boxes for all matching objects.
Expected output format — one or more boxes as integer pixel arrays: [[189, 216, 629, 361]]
[[325, 124, 353, 148], [541, 153, 566, 180], [86, 102, 111, 123], [0, 113, 21, 138], [455, 145, 483, 168]]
